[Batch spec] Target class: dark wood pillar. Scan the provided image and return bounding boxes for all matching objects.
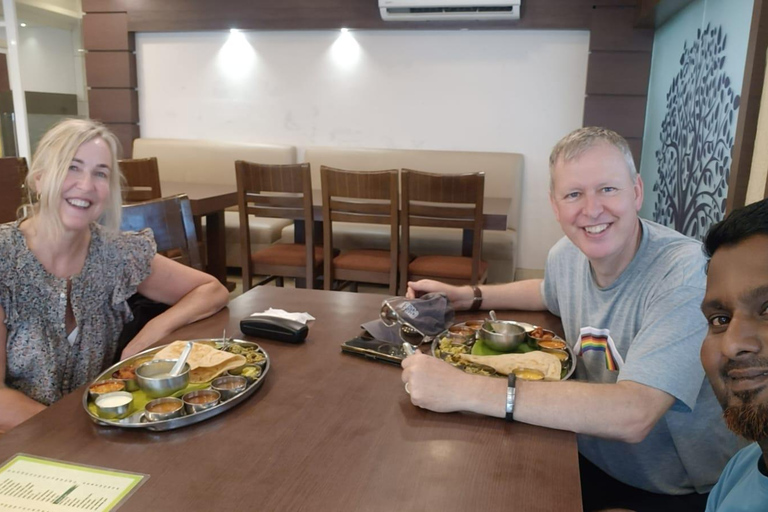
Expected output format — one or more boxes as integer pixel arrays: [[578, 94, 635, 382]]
[[82, 0, 139, 158], [728, 0, 768, 210]]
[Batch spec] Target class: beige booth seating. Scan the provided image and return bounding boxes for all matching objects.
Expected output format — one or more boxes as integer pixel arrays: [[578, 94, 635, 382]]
[[284, 147, 523, 283], [132, 138, 297, 268]]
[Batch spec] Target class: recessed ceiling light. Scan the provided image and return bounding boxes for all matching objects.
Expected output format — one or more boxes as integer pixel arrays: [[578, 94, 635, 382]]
[[340, 28, 349, 33], [20, 23, 27, 28]]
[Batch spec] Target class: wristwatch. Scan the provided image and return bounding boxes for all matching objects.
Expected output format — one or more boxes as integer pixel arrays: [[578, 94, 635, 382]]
[[469, 285, 483, 311], [505, 374, 516, 422]]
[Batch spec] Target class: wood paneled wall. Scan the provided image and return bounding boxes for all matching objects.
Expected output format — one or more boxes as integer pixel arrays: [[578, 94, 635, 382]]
[[82, 0, 651, 161], [82, 1, 139, 157], [585, 6, 654, 168]]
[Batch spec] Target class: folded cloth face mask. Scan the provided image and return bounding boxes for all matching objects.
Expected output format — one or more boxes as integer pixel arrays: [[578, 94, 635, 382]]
[[362, 293, 455, 345]]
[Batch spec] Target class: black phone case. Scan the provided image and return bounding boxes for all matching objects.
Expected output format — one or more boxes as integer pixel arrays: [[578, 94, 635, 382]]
[[340, 336, 406, 365], [240, 316, 309, 343]]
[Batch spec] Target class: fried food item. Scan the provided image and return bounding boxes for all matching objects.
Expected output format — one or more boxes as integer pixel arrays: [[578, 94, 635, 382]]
[[530, 327, 555, 340], [113, 366, 136, 380], [155, 341, 246, 383], [459, 351, 561, 380]]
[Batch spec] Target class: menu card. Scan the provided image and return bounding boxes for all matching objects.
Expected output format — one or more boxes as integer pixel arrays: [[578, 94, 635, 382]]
[[0, 454, 147, 511]]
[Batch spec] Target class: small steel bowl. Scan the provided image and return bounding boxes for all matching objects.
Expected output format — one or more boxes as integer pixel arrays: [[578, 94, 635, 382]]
[[464, 320, 484, 332], [228, 364, 262, 383], [136, 359, 190, 398], [182, 389, 220, 414], [536, 338, 567, 351], [449, 325, 475, 338], [527, 328, 559, 348], [479, 321, 527, 352], [88, 379, 126, 400], [211, 375, 247, 401], [95, 391, 134, 419], [112, 366, 139, 391], [145, 397, 185, 422], [541, 348, 569, 362]]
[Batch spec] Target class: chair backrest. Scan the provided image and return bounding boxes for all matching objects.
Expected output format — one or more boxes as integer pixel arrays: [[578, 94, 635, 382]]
[[400, 169, 485, 290], [119, 157, 162, 203], [120, 194, 202, 270], [321, 165, 399, 290], [0, 157, 28, 223], [235, 161, 315, 288]]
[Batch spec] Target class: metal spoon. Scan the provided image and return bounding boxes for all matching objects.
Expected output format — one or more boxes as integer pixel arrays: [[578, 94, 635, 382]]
[[169, 341, 194, 377], [218, 329, 232, 351], [489, 310, 498, 322]]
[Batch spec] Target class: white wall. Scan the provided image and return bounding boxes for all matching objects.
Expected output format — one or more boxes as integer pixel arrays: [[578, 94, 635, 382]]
[[18, 25, 78, 95], [136, 29, 589, 272]]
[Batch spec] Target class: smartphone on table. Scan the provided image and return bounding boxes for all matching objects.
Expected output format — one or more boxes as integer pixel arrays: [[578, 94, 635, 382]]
[[341, 334, 407, 365]]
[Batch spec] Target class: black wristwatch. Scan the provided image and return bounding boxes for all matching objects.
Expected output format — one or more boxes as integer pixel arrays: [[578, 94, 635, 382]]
[[505, 373, 516, 422]]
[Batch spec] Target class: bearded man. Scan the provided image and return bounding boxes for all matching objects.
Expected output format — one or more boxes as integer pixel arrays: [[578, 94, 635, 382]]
[[701, 198, 768, 511]]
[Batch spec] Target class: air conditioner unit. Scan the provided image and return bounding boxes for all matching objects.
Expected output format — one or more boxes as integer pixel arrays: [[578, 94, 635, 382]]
[[379, 0, 521, 21]]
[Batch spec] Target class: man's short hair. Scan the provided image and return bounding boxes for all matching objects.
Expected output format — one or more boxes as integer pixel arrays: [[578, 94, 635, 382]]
[[704, 198, 768, 259], [548, 127, 637, 190]]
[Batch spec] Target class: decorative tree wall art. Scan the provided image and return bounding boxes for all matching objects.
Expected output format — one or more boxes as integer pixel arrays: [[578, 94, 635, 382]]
[[652, 23, 740, 238]]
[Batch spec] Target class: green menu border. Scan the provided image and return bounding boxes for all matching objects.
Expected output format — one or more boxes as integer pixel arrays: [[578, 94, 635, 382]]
[[0, 453, 149, 511]]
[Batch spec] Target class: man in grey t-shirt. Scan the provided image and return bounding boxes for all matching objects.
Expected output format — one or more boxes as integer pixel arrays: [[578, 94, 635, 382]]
[[401, 127, 740, 512]]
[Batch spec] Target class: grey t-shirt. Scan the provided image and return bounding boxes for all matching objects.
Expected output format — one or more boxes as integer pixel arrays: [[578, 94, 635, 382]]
[[541, 219, 741, 495]]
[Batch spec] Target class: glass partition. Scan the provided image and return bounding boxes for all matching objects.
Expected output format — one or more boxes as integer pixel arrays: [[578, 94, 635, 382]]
[[0, 0, 85, 158]]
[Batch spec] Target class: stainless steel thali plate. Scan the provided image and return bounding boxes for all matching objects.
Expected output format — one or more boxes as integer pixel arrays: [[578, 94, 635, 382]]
[[82, 339, 270, 431], [430, 322, 576, 381]]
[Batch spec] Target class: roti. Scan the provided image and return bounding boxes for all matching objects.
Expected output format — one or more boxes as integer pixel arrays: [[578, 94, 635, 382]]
[[154, 341, 246, 383], [459, 350, 561, 381]]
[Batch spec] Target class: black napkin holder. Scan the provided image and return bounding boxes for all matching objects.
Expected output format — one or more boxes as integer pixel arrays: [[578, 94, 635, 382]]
[[240, 316, 309, 343]]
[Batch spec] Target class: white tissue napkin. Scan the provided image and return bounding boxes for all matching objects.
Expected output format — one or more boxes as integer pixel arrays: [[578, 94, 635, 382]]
[[250, 308, 315, 324]]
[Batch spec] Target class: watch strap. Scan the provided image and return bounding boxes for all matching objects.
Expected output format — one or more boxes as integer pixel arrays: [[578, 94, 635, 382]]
[[469, 285, 483, 311], [505, 373, 516, 422]]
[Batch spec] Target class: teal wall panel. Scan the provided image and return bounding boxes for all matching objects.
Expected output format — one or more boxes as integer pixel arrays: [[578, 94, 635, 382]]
[[640, 0, 753, 238]]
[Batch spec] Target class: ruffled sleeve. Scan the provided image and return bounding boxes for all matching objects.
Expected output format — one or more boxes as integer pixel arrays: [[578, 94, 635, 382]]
[[110, 228, 157, 307], [0, 224, 18, 328]]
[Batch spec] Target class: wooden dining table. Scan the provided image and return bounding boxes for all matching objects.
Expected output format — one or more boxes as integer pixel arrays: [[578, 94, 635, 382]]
[[0, 287, 581, 511], [160, 181, 237, 287]]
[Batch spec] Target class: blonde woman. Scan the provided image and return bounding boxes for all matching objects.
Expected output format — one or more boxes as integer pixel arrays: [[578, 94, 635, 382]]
[[0, 118, 228, 432]]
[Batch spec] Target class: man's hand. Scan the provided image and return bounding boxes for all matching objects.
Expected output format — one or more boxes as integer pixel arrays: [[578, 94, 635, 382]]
[[406, 280, 474, 310], [401, 352, 506, 416], [402, 352, 467, 412]]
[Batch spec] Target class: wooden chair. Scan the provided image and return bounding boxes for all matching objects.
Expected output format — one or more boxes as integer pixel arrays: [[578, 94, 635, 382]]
[[236, 161, 321, 291], [321, 165, 399, 294], [0, 157, 28, 223], [400, 169, 488, 294], [119, 157, 162, 203], [120, 194, 203, 270]]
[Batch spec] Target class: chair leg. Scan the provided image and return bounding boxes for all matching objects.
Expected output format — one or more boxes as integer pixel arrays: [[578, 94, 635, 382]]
[[350, 282, 358, 293], [276, 276, 284, 287]]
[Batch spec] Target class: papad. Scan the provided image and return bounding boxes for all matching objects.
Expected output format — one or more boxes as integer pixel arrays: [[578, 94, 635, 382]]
[[154, 341, 246, 383]]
